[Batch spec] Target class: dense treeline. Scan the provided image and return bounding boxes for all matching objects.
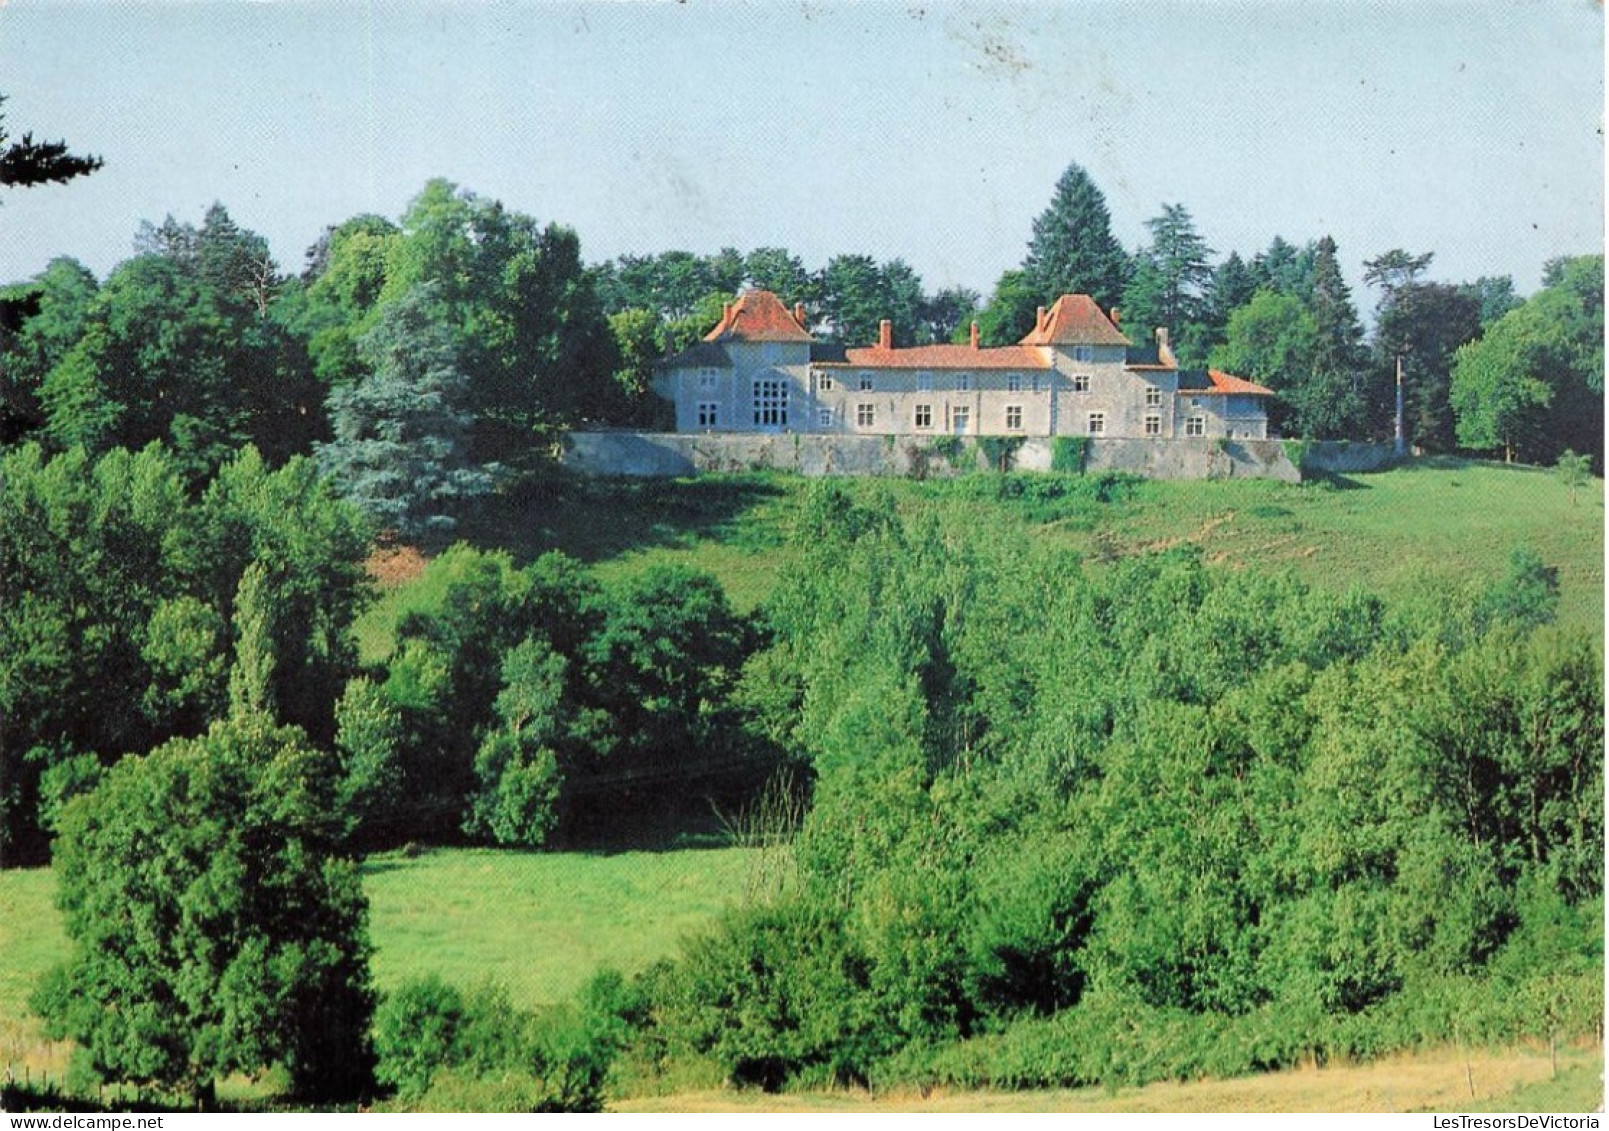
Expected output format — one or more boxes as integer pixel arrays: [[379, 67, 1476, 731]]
[[348, 545, 763, 850], [586, 482, 1602, 1093], [0, 443, 766, 865], [0, 442, 368, 864]]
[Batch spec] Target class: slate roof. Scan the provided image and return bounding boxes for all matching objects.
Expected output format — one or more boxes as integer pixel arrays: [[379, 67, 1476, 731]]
[[655, 341, 733, 370], [1019, 294, 1132, 347]]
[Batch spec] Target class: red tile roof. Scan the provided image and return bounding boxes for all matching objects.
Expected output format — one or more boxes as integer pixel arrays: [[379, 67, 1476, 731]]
[[1204, 369, 1276, 396], [703, 290, 813, 343], [825, 343, 1050, 370], [1019, 294, 1132, 347]]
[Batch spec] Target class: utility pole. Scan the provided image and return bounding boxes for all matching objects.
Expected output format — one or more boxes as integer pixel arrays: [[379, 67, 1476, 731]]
[[1394, 353, 1406, 457]]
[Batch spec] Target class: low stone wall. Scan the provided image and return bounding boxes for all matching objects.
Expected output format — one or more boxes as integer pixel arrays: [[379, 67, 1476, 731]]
[[1296, 440, 1401, 474], [561, 432, 1395, 482]]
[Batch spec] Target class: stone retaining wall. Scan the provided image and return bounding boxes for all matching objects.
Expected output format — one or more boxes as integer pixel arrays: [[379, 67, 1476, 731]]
[[561, 432, 1398, 482]]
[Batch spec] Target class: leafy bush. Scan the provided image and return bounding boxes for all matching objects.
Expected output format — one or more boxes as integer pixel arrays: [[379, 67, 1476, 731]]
[[374, 976, 465, 1099], [1050, 435, 1087, 473]]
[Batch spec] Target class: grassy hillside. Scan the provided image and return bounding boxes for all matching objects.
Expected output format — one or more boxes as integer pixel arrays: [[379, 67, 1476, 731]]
[[358, 458, 1603, 662]]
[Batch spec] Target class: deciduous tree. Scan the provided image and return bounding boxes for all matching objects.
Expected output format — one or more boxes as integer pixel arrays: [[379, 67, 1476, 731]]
[[36, 713, 376, 1102]]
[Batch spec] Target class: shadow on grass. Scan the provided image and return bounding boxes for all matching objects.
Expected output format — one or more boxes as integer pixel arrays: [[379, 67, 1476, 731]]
[[1306, 471, 1372, 491], [436, 471, 793, 568]]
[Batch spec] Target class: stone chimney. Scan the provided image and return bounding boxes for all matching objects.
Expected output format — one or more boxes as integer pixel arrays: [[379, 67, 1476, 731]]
[[722, 302, 734, 326], [1036, 306, 1047, 333], [1155, 327, 1170, 351], [794, 302, 807, 329], [878, 319, 893, 350], [969, 321, 980, 349], [1110, 307, 1121, 327]]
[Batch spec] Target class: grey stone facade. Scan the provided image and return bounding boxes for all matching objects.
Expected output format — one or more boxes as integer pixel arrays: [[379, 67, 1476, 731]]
[[654, 291, 1275, 443]]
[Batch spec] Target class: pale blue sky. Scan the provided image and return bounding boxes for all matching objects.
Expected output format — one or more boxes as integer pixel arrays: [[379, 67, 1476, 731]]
[[0, 1, 1601, 305]]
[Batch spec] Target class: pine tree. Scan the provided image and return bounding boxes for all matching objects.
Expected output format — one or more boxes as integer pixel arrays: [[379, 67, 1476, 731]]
[[316, 283, 494, 539], [1023, 162, 1130, 309], [0, 94, 101, 192], [1301, 236, 1368, 437]]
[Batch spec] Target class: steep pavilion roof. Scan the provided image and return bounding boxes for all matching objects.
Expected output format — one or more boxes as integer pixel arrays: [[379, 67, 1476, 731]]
[[703, 290, 813, 344], [1019, 294, 1132, 347]]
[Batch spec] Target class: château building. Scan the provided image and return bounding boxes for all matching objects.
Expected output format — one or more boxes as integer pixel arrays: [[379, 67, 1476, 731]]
[[654, 289, 1273, 440]]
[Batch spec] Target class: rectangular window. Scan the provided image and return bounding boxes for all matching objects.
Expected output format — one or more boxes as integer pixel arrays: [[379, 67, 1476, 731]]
[[1186, 415, 1206, 437], [951, 405, 971, 433], [816, 406, 834, 429], [752, 379, 789, 428], [1088, 412, 1105, 435], [1145, 385, 1161, 407], [1144, 414, 1161, 436], [1072, 373, 1091, 393], [956, 373, 972, 392], [1007, 373, 1022, 393], [698, 368, 720, 390], [856, 402, 876, 428], [915, 404, 933, 429], [916, 371, 933, 392], [858, 371, 875, 392], [817, 372, 835, 392], [697, 402, 718, 428], [1072, 346, 1095, 363], [1005, 405, 1023, 431]]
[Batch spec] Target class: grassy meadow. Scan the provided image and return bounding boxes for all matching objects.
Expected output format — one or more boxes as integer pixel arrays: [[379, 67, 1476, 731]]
[[357, 456, 1603, 663], [362, 845, 764, 1010]]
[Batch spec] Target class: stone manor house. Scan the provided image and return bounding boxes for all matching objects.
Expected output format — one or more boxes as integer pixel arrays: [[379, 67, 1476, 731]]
[[654, 290, 1274, 441]]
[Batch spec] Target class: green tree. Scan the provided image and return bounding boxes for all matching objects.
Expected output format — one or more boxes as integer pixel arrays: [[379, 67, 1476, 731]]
[[36, 713, 375, 1101], [743, 246, 818, 311], [1556, 450, 1592, 505], [1210, 290, 1318, 436], [924, 285, 981, 344], [975, 269, 1041, 346], [1023, 162, 1130, 309], [819, 254, 921, 346], [33, 211, 321, 474], [1304, 235, 1368, 437], [316, 282, 495, 537], [466, 638, 568, 847], [1364, 251, 1484, 451], [0, 94, 101, 191], [1121, 204, 1215, 356], [1451, 256, 1604, 466], [0, 257, 99, 441], [606, 306, 673, 425]]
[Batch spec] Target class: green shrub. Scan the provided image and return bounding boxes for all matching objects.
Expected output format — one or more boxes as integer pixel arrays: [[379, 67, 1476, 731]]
[[374, 976, 465, 1099], [926, 435, 965, 465], [975, 436, 1025, 472], [1050, 436, 1087, 473]]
